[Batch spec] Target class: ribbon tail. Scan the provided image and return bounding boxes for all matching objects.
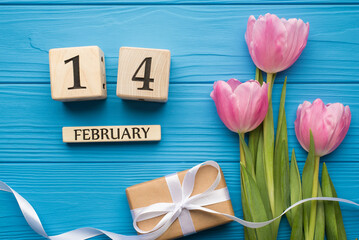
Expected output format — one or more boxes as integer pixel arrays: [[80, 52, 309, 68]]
[[49, 228, 144, 240], [0, 181, 49, 238], [187, 196, 359, 229], [0, 181, 150, 240]]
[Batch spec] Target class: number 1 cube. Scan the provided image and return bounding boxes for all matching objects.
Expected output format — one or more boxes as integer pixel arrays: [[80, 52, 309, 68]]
[[116, 47, 170, 102], [49, 46, 107, 102]]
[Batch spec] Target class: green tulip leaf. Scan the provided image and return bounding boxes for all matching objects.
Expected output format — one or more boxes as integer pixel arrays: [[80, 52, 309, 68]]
[[301, 132, 316, 238], [322, 162, 347, 240], [241, 163, 273, 240], [280, 119, 290, 214], [255, 132, 272, 220], [239, 134, 255, 178], [249, 125, 261, 171], [273, 139, 284, 235], [289, 149, 302, 227], [275, 77, 288, 149], [241, 173, 257, 240], [256, 67, 264, 85], [331, 181, 347, 239], [248, 68, 265, 166], [263, 73, 276, 217], [314, 184, 325, 240], [273, 77, 289, 238], [290, 205, 304, 240], [322, 163, 338, 239]]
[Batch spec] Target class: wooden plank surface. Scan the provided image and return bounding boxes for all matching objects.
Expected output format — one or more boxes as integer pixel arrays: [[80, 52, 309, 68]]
[[1, 1, 359, 5], [0, 83, 357, 164], [0, 5, 359, 84], [1, 3, 359, 240], [1, 162, 359, 240]]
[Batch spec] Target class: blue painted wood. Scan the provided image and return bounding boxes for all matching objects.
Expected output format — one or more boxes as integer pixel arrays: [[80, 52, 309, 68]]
[[1, 162, 359, 239], [0, 3, 359, 240], [0, 5, 359, 84], [0, 83, 357, 164], [1, 0, 359, 5]]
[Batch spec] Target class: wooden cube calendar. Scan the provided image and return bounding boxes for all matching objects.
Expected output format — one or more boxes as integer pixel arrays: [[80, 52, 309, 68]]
[[116, 47, 170, 102], [49, 46, 107, 102]]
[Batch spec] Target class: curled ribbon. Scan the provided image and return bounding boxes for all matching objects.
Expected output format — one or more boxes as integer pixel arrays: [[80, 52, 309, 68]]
[[1, 160, 359, 240]]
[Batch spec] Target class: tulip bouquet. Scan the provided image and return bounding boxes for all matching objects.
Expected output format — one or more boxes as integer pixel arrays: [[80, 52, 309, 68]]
[[211, 13, 351, 240]]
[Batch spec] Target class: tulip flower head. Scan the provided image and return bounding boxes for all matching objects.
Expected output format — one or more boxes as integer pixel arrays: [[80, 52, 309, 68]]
[[245, 13, 310, 74], [295, 99, 351, 157], [211, 79, 268, 133]]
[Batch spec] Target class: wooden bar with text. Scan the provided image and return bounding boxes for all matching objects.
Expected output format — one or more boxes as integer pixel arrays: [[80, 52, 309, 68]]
[[63, 125, 161, 143]]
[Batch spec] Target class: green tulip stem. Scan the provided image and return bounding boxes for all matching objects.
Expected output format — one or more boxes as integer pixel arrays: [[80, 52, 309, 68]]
[[267, 73, 274, 100], [263, 72, 275, 215], [308, 155, 321, 240], [239, 133, 246, 166]]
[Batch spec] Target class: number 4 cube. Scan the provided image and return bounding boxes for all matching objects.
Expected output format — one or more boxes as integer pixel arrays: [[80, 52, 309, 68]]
[[116, 47, 170, 102], [49, 46, 107, 101]]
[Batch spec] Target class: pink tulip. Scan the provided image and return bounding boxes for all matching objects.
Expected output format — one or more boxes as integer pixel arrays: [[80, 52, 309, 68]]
[[211, 79, 268, 133], [245, 13, 310, 74], [295, 99, 351, 157]]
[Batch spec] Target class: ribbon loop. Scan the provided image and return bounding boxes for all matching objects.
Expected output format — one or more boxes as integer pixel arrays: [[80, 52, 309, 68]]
[[131, 160, 227, 237]]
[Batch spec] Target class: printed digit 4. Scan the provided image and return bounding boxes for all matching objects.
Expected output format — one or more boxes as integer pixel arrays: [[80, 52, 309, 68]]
[[132, 57, 154, 91]]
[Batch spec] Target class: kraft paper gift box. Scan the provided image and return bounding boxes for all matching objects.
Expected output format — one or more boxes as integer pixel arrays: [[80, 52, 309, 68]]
[[126, 163, 234, 240]]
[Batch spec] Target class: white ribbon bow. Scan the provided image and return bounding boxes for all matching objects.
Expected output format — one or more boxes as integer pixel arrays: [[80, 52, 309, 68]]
[[1, 160, 359, 240], [131, 161, 230, 238]]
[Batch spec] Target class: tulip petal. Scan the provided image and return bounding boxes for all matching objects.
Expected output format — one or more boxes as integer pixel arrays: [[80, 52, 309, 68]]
[[294, 99, 351, 156], [245, 13, 309, 73], [245, 15, 256, 56], [227, 78, 242, 91], [233, 81, 268, 132], [211, 79, 268, 133], [281, 19, 307, 70], [211, 81, 238, 132], [250, 13, 287, 73], [326, 104, 351, 155]]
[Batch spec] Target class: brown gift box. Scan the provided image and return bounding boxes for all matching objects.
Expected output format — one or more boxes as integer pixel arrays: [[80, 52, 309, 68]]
[[126, 164, 235, 240]]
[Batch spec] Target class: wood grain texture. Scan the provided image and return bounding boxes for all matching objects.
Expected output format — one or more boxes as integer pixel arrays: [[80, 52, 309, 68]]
[[1, 3, 359, 240], [117, 47, 170, 102], [49, 46, 107, 101], [1, 0, 359, 5], [0, 5, 359, 84], [1, 162, 359, 239], [0, 83, 357, 164]]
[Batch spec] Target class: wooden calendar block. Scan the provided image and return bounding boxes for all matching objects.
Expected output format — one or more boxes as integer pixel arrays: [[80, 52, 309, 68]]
[[49, 46, 107, 102], [116, 47, 170, 102], [62, 125, 161, 143]]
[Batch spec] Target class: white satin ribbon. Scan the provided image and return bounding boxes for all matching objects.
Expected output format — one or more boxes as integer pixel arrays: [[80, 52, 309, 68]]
[[131, 161, 226, 238], [165, 173, 196, 236], [1, 160, 359, 240], [131, 167, 231, 237]]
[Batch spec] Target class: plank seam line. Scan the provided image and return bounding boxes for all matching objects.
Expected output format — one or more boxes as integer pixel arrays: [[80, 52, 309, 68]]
[[0, 2, 359, 5]]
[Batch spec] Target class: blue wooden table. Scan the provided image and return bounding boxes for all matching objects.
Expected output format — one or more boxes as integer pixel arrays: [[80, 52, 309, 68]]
[[1, 1, 359, 239]]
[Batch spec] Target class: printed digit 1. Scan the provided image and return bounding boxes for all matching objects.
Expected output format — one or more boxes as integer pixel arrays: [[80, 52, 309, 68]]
[[64, 55, 86, 90], [132, 57, 154, 91]]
